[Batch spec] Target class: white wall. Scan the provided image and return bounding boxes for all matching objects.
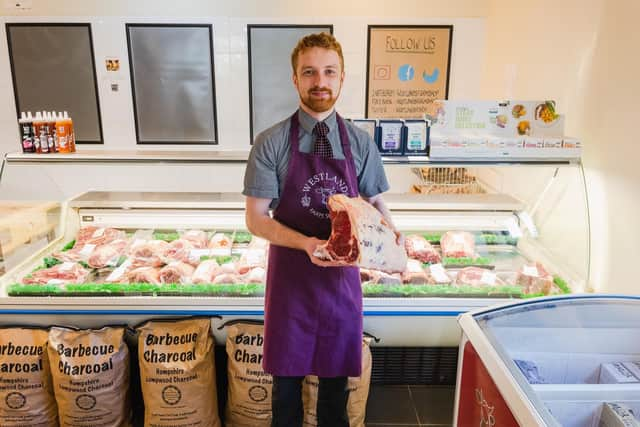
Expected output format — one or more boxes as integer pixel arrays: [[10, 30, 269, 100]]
[[0, 0, 487, 156]]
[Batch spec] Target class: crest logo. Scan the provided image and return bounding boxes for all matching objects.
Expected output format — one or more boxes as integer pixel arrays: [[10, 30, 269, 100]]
[[300, 172, 349, 219]]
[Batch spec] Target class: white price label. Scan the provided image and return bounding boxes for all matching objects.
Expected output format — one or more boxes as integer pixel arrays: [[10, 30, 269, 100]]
[[189, 249, 211, 259], [244, 249, 265, 266], [453, 233, 466, 244], [429, 264, 449, 283], [523, 265, 539, 277], [91, 228, 105, 238], [106, 260, 131, 282], [406, 259, 423, 273], [210, 248, 231, 257], [47, 279, 65, 285], [412, 238, 426, 251], [79, 243, 96, 257], [59, 262, 75, 271], [481, 270, 497, 285]]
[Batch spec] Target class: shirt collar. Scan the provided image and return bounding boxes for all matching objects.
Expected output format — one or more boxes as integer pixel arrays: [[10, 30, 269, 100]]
[[297, 108, 337, 134]]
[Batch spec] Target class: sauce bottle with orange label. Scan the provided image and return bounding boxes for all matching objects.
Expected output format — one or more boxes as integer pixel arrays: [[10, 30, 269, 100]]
[[56, 111, 72, 153]]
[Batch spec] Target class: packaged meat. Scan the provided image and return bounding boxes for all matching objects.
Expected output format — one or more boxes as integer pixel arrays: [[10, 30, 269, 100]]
[[513, 359, 546, 384], [405, 234, 441, 264], [126, 266, 161, 284], [440, 231, 476, 258], [192, 259, 220, 284], [87, 239, 128, 269], [367, 270, 402, 286], [161, 238, 199, 265], [402, 259, 430, 284], [128, 239, 170, 268], [243, 267, 266, 284], [209, 233, 232, 249], [74, 226, 127, 247], [599, 363, 640, 384], [236, 248, 267, 274], [105, 260, 133, 284], [22, 262, 90, 285], [217, 262, 238, 275], [159, 261, 195, 284], [427, 263, 452, 284], [181, 229, 209, 249], [516, 262, 555, 294], [455, 267, 503, 287], [212, 273, 240, 284], [314, 195, 407, 273]]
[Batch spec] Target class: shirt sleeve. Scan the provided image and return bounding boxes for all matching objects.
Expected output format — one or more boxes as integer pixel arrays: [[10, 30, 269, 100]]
[[357, 134, 390, 198], [242, 133, 279, 200]]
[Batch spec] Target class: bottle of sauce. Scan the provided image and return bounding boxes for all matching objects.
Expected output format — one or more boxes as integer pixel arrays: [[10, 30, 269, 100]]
[[47, 112, 57, 153], [56, 111, 71, 153], [18, 111, 35, 153], [32, 112, 46, 153], [63, 111, 76, 152]]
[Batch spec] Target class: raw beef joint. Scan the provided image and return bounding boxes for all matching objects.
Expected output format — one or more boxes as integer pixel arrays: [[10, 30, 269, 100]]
[[455, 267, 503, 287], [516, 262, 556, 295], [87, 239, 128, 269], [314, 195, 407, 273], [404, 235, 441, 264], [440, 231, 476, 258], [23, 262, 90, 285]]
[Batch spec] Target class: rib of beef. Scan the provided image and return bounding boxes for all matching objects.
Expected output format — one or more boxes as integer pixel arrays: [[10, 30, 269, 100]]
[[404, 235, 441, 264], [440, 231, 476, 258], [314, 195, 407, 273]]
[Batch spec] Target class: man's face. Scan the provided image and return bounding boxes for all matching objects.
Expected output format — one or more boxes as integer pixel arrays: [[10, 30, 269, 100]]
[[293, 47, 344, 113]]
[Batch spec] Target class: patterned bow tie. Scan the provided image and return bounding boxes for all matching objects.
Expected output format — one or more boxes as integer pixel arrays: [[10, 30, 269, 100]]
[[312, 121, 333, 158]]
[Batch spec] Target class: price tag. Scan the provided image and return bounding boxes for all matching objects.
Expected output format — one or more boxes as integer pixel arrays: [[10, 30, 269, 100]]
[[406, 259, 423, 273], [59, 262, 76, 271], [79, 243, 96, 257], [453, 233, 466, 244], [523, 265, 539, 277], [481, 270, 497, 285], [91, 228, 105, 238], [243, 249, 265, 266], [106, 260, 131, 282], [429, 264, 449, 283], [210, 248, 231, 257], [47, 279, 65, 285], [412, 238, 426, 251]]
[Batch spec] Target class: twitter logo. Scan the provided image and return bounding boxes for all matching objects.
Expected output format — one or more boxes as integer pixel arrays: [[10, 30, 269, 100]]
[[423, 68, 440, 83]]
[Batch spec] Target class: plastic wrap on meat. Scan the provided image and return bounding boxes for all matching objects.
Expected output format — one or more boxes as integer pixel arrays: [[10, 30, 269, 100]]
[[236, 248, 267, 274], [87, 239, 128, 269], [455, 267, 503, 286], [402, 259, 430, 284], [212, 273, 241, 284], [128, 240, 170, 268], [405, 235, 441, 264], [516, 262, 555, 294], [161, 238, 200, 265], [440, 231, 476, 258], [159, 261, 195, 284], [181, 229, 209, 249], [363, 270, 402, 285], [126, 266, 161, 284], [209, 233, 232, 249], [74, 226, 126, 247], [217, 262, 238, 275], [22, 262, 90, 285], [314, 195, 407, 273], [191, 259, 220, 284], [426, 264, 453, 285], [243, 267, 266, 284]]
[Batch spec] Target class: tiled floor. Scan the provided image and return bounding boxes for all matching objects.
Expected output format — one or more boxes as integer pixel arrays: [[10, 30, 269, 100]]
[[365, 385, 455, 426]]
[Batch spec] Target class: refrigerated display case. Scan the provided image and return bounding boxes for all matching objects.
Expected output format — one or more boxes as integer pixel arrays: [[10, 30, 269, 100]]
[[454, 295, 640, 426], [0, 159, 590, 348]]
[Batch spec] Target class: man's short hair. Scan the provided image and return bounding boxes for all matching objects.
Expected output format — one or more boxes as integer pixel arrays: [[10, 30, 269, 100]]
[[291, 32, 344, 74]]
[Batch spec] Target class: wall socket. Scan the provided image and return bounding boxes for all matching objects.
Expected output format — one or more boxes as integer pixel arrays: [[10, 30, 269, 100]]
[[4, 0, 33, 10]]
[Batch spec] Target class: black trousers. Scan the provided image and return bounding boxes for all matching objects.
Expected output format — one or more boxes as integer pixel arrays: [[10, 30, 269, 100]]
[[271, 375, 350, 427]]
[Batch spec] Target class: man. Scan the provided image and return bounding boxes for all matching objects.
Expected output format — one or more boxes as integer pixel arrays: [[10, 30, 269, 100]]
[[243, 32, 398, 427]]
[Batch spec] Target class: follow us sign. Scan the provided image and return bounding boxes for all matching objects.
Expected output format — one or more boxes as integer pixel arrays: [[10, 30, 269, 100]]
[[366, 26, 453, 119]]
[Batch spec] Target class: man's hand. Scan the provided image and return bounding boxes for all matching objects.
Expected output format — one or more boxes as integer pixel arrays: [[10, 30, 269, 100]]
[[394, 229, 405, 248], [302, 237, 346, 267]]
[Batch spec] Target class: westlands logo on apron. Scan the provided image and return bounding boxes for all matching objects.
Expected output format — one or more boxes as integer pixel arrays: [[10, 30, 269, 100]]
[[300, 172, 349, 218]]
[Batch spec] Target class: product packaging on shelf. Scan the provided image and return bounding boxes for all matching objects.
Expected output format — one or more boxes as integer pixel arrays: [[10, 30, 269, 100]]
[[17, 110, 75, 154]]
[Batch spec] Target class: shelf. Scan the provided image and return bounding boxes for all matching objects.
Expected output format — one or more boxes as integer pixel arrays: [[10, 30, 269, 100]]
[[3, 150, 581, 166]]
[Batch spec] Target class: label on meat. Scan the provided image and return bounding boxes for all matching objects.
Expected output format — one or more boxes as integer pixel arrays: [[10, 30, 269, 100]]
[[137, 318, 221, 427], [522, 265, 539, 277], [48, 326, 131, 427], [480, 271, 496, 285], [225, 322, 272, 427], [429, 264, 450, 283], [106, 260, 132, 282], [0, 327, 58, 426], [79, 244, 96, 257], [59, 262, 76, 272], [189, 249, 211, 259], [91, 228, 105, 238]]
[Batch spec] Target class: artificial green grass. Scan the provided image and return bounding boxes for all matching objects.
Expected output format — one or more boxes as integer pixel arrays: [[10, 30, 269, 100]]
[[441, 257, 492, 266], [7, 282, 265, 297], [61, 240, 75, 251], [233, 231, 253, 244]]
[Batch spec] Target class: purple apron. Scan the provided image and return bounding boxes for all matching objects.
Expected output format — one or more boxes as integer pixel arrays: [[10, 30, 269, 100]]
[[263, 111, 362, 378]]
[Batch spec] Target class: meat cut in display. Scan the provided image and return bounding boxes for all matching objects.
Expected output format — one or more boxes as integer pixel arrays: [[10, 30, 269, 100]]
[[516, 262, 556, 294], [314, 195, 407, 273], [440, 231, 476, 258], [404, 234, 441, 264], [23, 262, 90, 285]]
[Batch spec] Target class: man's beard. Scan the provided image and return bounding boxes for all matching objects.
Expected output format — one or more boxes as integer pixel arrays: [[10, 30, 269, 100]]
[[300, 86, 340, 113]]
